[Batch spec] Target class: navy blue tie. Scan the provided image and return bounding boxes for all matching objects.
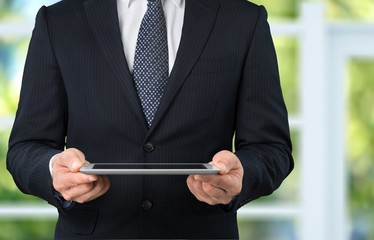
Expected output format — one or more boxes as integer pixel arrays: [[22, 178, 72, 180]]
[[133, 0, 169, 127]]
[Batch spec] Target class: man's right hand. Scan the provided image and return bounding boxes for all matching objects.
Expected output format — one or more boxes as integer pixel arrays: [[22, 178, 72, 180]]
[[51, 148, 110, 204]]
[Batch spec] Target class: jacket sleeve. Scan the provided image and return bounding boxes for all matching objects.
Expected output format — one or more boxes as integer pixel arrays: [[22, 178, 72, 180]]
[[6, 6, 67, 208], [233, 5, 294, 209]]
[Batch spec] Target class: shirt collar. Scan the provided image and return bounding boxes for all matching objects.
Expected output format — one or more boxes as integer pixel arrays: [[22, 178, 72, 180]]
[[126, 0, 183, 8]]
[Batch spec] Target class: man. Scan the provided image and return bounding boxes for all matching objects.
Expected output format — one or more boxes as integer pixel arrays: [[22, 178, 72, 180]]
[[7, 0, 293, 239]]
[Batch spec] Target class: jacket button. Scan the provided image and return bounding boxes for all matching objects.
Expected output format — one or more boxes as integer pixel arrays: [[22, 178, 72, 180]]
[[144, 142, 155, 152], [142, 200, 153, 210]]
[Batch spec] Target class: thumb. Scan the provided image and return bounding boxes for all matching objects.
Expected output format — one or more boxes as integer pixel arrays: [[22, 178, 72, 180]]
[[63, 148, 87, 173], [212, 150, 241, 175], [69, 160, 85, 172], [211, 160, 228, 175]]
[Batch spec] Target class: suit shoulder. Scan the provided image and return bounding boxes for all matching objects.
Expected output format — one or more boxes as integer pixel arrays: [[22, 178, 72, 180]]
[[45, 0, 86, 15], [218, 0, 265, 16], [216, 0, 265, 21], [218, 0, 260, 10], [49, 0, 86, 7], [33, 0, 88, 25]]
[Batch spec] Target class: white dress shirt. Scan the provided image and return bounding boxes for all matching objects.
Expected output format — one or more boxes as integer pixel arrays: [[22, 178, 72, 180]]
[[117, 0, 185, 74]]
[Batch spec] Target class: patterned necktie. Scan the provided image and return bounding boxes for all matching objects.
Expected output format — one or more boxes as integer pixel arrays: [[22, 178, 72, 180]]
[[133, 0, 169, 127]]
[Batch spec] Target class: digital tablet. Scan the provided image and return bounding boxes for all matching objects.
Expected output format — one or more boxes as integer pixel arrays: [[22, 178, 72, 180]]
[[80, 163, 221, 175]]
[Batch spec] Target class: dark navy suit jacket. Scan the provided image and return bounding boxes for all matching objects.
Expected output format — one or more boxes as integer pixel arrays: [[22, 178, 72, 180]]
[[7, 0, 293, 238]]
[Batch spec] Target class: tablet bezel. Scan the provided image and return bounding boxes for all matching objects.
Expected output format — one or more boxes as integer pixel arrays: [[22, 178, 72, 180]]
[[79, 163, 221, 175]]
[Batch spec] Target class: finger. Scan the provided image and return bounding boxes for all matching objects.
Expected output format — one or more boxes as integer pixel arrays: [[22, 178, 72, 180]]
[[194, 174, 241, 198], [212, 150, 242, 174], [186, 176, 210, 203], [53, 172, 97, 192], [55, 149, 87, 173], [195, 179, 233, 205], [74, 176, 111, 203], [61, 182, 95, 201], [194, 174, 227, 191], [68, 148, 86, 163], [194, 175, 229, 199], [193, 174, 214, 183], [86, 176, 111, 201], [69, 150, 92, 172], [187, 176, 220, 205], [201, 182, 227, 199], [73, 182, 101, 203]]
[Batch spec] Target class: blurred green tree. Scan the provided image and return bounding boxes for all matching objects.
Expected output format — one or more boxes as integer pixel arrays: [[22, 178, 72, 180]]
[[348, 60, 374, 238]]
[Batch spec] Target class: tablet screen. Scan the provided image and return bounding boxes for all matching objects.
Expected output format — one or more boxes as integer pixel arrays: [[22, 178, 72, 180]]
[[92, 164, 207, 169], [80, 163, 220, 175]]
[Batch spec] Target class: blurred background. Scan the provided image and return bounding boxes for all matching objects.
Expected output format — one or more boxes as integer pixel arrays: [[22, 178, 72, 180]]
[[0, 0, 373, 239]]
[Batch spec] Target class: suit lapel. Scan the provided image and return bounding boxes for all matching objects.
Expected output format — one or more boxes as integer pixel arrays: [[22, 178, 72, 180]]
[[84, 0, 220, 133], [84, 0, 146, 125], [148, 0, 220, 135]]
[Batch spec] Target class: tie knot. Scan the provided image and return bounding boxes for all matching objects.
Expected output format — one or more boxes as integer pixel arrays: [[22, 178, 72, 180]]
[[146, 0, 163, 13], [148, 0, 161, 5]]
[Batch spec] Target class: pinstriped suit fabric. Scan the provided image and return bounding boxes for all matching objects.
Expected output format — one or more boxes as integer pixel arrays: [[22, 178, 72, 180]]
[[7, 0, 293, 238]]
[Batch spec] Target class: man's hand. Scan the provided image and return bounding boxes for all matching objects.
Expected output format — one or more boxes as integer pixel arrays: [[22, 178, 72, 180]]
[[186, 150, 243, 205], [51, 148, 110, 204]]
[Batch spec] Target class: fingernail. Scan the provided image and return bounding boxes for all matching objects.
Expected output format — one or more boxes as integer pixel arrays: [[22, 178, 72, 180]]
[[71, 161, 80, 170], [217, 162, 227, 174], [88, 177, 96, 182]]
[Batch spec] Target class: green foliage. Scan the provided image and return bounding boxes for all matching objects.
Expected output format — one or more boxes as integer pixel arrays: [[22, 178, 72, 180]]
[[0, 1, 12, 18], [0, 0, 21, 21], [250, 0, 299, 19], [238, 219, 298, 240], [250, 0, 374, 21], [0, 219, 56, 240], [347, 60, 374, 238], [328, 0, 374, 21], [0, 37, 28, 116], [275, 37, 300, 115]]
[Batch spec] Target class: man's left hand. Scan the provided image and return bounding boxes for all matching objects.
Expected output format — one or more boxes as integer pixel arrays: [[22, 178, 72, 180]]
[[187, 150, 243, 205]]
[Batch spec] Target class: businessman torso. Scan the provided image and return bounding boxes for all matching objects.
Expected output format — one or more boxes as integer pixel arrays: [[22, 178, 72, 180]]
[[8, 0, 293, 238]]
